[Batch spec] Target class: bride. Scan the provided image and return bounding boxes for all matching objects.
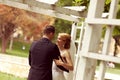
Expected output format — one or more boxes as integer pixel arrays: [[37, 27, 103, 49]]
[[52, 33, 75, 80]]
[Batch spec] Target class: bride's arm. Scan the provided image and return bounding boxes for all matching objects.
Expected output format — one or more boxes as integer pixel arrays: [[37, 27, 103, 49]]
[[61, 50, 74, 71]]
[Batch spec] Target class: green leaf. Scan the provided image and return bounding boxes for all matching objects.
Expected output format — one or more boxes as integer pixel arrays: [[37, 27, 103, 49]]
[[105, 0, 111, 5]]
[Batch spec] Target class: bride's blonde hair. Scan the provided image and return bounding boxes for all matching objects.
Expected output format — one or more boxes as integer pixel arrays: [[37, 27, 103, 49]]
[[58, 33, 71, 49]]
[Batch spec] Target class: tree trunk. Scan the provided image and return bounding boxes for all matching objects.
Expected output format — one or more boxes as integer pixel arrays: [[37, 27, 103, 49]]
[[9, 35, 13, 50], [1, 36, 8, 53]]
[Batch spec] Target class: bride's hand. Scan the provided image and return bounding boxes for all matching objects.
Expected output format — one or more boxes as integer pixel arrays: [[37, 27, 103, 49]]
[[57, 56, 64, 66]]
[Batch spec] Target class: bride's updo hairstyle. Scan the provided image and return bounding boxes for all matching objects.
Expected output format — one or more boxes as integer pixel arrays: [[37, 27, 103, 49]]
[[58, 33, 71, 49]]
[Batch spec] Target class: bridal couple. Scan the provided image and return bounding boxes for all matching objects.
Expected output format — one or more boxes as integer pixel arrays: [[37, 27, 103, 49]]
[[28, 25, 75, 80]]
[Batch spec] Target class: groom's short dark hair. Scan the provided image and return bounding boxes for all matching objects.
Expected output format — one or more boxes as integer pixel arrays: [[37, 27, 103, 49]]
[[43, 25, 55, 35]]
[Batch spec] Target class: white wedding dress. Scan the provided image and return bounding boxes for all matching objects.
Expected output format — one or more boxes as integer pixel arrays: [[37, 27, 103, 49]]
[[52, 61, 66, 80], [52, 40, 76, 80]]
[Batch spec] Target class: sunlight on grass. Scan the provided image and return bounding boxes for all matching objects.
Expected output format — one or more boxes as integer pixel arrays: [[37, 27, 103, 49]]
[[0, 40, 120, 76], [6, 49, 28, 57], [0, 72, 26, 80], [106, 68, 120, 75], [96, 63, 120, 75], [5, 40, 31, 57]]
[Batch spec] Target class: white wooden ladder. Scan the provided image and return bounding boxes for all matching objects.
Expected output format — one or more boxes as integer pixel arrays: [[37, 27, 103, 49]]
[[70, 22, 86, 80]]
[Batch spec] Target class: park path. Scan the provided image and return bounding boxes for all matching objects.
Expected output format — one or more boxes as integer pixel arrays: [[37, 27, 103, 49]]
[[0, 53, 29, 78]]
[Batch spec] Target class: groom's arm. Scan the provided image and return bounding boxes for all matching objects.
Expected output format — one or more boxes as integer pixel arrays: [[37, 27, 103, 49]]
[[53, 58, 69, 73]]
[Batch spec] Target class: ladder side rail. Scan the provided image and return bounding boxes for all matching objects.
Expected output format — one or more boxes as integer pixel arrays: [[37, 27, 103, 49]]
[[73, 22, 86, 80], [71, 23, 77, 42]]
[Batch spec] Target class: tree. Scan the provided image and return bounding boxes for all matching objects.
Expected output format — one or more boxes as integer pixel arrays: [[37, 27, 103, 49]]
[[0, 4, 53, 53], [15, 11, 54, 42], [53, 18, 72, 41], [0, 4, 24, 53]]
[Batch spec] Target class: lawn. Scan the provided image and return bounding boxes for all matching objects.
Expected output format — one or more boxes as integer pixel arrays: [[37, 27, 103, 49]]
[[106, 63, 120, 75], [0, 72, 26, 80], [0, 40, 120, 76], [97, 61, 120, 75], [0, 40, 31, 57]]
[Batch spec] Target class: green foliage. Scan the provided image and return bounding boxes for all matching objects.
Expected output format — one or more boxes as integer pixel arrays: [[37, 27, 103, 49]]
[[101, 26, 106, 38], [113, 27, 120, 36], [102, 26, 120, 38], [56, 0, 120, 39], [113, 2, 120, 35], [104, 0, 111, 12], [105, 0, 111, 4], [117, 4, 120, 19], [53, 18, 72, 40], [56, 0, 73, 6], [73, 0, 89, 7]]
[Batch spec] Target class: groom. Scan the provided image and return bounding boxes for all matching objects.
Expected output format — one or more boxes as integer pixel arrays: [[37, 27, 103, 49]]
[[28, 25, 67, 80]]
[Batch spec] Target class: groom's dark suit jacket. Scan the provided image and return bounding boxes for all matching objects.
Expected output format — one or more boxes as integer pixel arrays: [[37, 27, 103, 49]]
[[28, 38, 60, 80]]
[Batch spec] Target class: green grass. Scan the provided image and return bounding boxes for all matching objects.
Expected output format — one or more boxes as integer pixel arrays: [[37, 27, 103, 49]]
[[0, 71, 26, 80], [106, 63, 120, 75], [106, 67, 120, 75], [0, 40, 29, 80], [97, 61, 120, 75], [0, 40, 31, 57], [0, 40, 120, 76]]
